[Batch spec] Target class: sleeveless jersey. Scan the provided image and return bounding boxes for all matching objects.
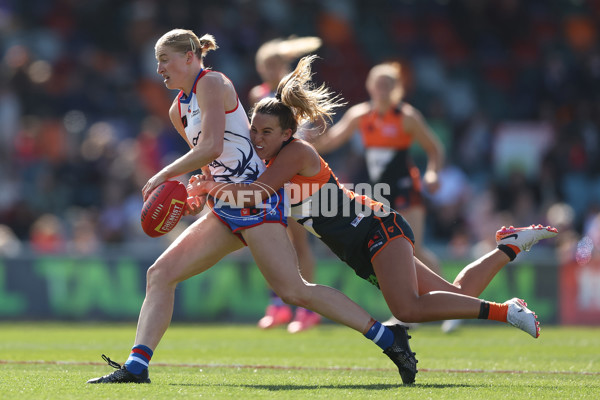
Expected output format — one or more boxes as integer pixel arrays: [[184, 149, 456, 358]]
[[267, 140, 414, 286], [358, 105, 412, 182], [178, 69, 264, 183], [283, 154, 387, 238], [358, 105, 422, 209]]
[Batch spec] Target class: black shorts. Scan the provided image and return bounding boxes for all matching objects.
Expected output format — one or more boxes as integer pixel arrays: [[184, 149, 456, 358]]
[[322, 211, 415, 289]]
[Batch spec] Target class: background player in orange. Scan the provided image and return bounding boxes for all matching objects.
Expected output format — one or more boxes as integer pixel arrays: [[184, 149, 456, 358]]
[[249, 36, 323, 333], [314, 61, 446, 328]]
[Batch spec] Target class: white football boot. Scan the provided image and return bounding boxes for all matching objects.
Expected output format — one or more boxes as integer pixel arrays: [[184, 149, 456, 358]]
[[496, 224, 558, 252], [505, 298, 540, 338]]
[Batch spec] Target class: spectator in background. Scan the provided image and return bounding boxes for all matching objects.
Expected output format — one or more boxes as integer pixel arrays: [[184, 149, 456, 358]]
[[0, 225, 22, 257], [583, 205, 600, 242], [67, 210, 101, 255], [426, 164, 472, 257], [29, 214, 65, 254]]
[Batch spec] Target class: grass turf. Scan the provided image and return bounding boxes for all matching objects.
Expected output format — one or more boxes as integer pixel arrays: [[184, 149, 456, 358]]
[[0, 322, 598, 399]]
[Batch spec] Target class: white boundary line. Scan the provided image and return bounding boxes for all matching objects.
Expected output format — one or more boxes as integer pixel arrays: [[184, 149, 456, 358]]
[[1, 359, 599, 376]]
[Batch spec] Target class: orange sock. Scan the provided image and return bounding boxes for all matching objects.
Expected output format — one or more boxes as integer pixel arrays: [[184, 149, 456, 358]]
[[506, 244, 520, 255], [487, 302, 509, 322]]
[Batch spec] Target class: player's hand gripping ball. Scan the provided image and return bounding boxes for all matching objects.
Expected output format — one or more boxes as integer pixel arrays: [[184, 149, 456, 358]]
[[141, 180, 187, 237]]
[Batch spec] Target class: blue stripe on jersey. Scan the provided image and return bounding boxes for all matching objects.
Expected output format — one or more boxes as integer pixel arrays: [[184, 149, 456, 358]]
[[179, 69, 204, 104]]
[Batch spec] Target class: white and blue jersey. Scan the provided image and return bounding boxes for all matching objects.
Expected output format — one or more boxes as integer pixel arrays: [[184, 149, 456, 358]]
[[177, 69, 286, 240], [178, 69, 264, 183]]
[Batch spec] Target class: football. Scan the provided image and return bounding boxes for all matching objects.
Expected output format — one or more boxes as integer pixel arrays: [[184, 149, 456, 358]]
[[141, 180, 188, 237]]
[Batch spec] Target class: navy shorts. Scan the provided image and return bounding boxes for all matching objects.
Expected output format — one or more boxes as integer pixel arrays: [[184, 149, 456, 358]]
[[210, 188, 287, 244]]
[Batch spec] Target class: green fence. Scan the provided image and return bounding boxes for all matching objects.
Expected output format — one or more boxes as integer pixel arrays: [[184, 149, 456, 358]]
[[0, 249, 562, 323]]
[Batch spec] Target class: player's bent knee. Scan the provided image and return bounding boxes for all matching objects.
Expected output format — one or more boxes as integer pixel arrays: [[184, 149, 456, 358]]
[[146, 262, 179, 289], [276, 288, 310, 309]]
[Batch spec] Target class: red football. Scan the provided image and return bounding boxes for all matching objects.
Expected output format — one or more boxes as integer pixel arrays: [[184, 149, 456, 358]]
[[141, 180, 188, 237]]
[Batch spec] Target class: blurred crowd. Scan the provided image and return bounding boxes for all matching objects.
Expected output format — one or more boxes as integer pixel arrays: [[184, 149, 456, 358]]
[[0, 0, 599, 264]]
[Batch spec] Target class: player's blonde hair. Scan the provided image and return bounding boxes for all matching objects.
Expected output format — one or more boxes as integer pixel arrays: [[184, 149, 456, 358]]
[[155, 29, 218, 60], [253, 55, 344, 137], [367, 62, 404, 103], [255, 36, 322, 67]]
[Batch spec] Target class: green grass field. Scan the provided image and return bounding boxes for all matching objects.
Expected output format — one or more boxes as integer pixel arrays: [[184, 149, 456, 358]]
[[0, 322, 598, 399]]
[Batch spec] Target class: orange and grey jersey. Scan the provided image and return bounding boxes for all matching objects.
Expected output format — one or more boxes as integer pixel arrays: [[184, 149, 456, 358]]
[[178, 69, 264, 183], [358, 105, 422, 209], [268, 142, 415, 286]]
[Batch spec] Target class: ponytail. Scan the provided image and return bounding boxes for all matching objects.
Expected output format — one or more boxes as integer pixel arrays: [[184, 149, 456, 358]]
[[276, 55, 345, 129], [253, 56, 345, 140]]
